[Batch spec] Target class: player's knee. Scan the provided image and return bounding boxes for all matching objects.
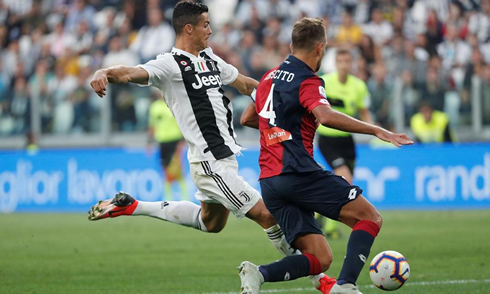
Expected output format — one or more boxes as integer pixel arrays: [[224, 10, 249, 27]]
[[205, 222, 225, 233], [374, 212, 383, 229], [318, 252, 333, 272], [357, 208, 382, 229]]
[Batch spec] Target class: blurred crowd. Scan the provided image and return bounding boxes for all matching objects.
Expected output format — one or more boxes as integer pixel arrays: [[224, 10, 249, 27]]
[[0, 0, 489, 137]]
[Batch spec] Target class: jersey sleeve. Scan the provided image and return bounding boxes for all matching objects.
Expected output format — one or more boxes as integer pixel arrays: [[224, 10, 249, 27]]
[[137, 54, 174, 88], [204, 47, 239, 85], [357, 80, 371, 109], [299, 77, 331, 112]]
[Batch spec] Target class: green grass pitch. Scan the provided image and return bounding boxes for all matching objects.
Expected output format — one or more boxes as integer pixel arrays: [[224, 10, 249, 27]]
[[1, 210, 489, 293]]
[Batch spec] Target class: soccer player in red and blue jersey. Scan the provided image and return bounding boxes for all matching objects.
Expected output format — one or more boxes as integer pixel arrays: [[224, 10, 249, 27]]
[[238, 18, 413, 294]]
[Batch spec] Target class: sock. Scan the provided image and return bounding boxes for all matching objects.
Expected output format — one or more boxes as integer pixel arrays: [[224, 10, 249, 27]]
[[133, 201, 207, 232], [337, 220, 380, 285], [258, 253, 321, 282], [264, 224, 297, 256], [264, 224, 325, 287]]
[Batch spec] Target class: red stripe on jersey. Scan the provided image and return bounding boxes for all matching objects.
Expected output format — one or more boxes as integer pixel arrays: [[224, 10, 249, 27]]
[[299, 76, 330, 112], [256, 67, 284, 179], [299, 76, 329, 157]]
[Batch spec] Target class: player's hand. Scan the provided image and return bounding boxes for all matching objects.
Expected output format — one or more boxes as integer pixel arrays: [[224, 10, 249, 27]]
[[374, 127, 413, 147], [90, 70, 109, 98]]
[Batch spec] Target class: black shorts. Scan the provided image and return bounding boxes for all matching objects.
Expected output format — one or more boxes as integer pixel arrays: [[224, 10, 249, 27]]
[[318, 135, 356, 173], [260, 170, 362, 245], [159, 140, 180, 168]]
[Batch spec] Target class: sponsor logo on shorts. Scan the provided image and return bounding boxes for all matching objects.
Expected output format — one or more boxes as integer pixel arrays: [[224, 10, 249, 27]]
[[348, 188, 357, 200]]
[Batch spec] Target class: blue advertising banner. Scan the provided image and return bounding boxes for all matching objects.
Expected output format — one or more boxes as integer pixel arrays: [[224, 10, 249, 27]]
[[0, 143, 489, 213]]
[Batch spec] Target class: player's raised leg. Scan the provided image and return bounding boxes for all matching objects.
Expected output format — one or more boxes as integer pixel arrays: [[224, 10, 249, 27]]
[[330, 195, 382, 294], [87, 191, 214, 232]]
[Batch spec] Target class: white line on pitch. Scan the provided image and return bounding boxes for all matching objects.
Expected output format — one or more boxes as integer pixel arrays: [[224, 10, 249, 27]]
[[203, 278, 490, 294]]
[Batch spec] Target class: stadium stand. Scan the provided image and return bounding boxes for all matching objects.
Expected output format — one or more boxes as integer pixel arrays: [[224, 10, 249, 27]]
[[0, 0, 488, 147]]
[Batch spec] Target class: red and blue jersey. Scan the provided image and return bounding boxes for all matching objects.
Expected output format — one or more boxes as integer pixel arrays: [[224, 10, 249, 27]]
[[256, 55, 331, 179]]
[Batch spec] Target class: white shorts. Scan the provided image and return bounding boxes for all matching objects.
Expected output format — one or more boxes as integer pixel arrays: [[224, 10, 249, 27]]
[[190, 155, 261, 219]]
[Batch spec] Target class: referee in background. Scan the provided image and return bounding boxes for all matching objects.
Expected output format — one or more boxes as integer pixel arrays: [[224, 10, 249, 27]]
[[316, 48, 374, 239], [148, 90, 187, 201]]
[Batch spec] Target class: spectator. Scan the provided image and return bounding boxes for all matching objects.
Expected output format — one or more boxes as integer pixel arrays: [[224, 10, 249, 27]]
[[102, 35, 139, 68], [444, 1, 468, 40], [399, 39, 428, 85], [368, 62, 393, 126], [468, 0, 490, 43], [437, 24, 471, 87], [10, 77, 31, 134], [71, 65, 92, 133], [363, 7, 394, 46], [358, 35, 377, 65], [425, 9, 444, 56], [481, 64, 490, 125], [64, 0, 95, 33], [28, 59, 54, 133], [410, 101, 457, 143], [399, 70, 420, 125], [418, 67, 446, 111], [72, 20, 93, 55], [260, 33, 282, 70], [130, 9, 174, 63], [45, 20, 75, 58], [336, 10, 363, 47]]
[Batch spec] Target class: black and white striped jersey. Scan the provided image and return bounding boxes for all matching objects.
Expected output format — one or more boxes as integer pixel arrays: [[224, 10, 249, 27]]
[[139, 47, 241, 163]]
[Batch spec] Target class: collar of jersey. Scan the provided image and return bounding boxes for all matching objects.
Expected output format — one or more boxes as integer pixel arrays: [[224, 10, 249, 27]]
[[171, 47, 204, 60], [287, 55, 315, 72]]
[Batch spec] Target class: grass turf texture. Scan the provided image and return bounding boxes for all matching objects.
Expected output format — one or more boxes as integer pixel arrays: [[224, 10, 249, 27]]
[[1, 210, 489, 294]]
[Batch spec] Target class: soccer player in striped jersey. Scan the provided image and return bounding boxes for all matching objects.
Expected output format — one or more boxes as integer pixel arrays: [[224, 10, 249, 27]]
[[238, 18, 412, 294], [88, 2, 332, 292]]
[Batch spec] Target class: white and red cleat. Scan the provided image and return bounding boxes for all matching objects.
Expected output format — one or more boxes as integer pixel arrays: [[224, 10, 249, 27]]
[[317, 275, 337, 294], [88, 191, 138, 221]]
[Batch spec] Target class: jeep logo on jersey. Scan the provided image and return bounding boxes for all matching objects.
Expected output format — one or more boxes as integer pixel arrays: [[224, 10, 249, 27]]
[[191, 73, 223, 89]]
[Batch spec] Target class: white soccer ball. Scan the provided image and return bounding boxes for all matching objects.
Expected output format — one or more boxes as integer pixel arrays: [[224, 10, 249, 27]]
[[369, 250, 410, 291]]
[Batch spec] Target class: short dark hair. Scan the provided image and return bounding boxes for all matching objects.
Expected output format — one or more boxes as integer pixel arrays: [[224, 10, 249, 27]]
[[291, 17, 326, 52], [172, 1, 209, 35], [336, 48, 352, 57]]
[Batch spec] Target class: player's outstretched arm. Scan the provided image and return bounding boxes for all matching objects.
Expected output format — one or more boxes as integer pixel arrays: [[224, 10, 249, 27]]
[[313, 105, 413, 147], [229, 74, 259, 96], [240, 102, 259, 129], [90, 65, 149, 97]]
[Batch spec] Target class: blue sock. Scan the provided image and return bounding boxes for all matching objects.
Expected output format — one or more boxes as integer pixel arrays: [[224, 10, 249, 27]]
[[258, 255, 311, 282], [338, 220, 380, 285]]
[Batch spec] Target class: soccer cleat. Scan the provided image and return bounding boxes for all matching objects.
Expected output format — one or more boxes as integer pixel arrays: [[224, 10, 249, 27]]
[[87, 191, 138, 221], [238, 261, 263, 294], [316, 275, 337, 294], [330, 283, 363, 294]]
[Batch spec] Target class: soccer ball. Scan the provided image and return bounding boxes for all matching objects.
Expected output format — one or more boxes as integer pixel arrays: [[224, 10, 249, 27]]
[[369, 250, 410, 291]]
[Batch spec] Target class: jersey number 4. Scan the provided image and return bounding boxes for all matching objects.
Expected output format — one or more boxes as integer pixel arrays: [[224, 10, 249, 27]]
[[259, 83, 277, 125]]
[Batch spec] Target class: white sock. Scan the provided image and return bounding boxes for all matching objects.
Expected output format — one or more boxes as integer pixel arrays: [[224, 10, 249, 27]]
[[264, 224, 325, 287], [264, 224, 297, 255], [134, 201, 207, 232]]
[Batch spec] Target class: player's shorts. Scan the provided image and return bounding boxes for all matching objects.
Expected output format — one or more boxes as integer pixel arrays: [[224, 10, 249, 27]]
[[190, 155, 261, 219], [318, 134, 356, 173], [159, 140, 180, 168], [260, 170, 363, 245]]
